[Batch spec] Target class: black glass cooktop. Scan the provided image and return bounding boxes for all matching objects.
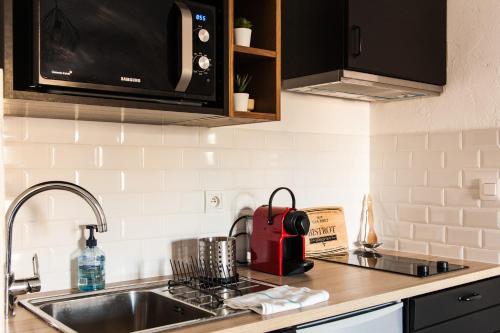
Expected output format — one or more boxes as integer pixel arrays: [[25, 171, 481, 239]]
[[315, 250, 468, 277]]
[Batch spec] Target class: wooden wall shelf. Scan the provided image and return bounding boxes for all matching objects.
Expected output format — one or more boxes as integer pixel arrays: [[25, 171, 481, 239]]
[[234, 45, 277, 58], [228, 0, 281, 123]]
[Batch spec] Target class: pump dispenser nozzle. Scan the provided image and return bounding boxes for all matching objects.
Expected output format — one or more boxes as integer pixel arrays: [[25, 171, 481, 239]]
[[86, 225, 98, 248]]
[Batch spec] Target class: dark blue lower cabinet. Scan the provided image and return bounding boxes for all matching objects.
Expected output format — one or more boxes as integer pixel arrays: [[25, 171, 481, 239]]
[[405, 276, 500, 333]]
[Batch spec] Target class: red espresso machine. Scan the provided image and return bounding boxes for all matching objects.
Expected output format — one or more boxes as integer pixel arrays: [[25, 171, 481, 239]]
[[250, 187, 314, 276]]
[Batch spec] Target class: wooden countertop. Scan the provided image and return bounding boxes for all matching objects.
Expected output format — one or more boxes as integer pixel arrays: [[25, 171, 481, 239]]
[[7, 251, 500, 333]]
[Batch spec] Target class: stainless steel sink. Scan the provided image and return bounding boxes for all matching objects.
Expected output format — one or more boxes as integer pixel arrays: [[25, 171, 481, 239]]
[[20, 278, 275, 333], [20, 282, 215, 333]]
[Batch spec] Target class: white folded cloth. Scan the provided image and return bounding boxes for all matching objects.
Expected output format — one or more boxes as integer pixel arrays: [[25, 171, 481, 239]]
[[224, 285, 330, 315]]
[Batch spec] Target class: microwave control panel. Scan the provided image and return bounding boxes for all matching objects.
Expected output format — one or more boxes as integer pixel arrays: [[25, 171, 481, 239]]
[[186, 2, 216, 97]]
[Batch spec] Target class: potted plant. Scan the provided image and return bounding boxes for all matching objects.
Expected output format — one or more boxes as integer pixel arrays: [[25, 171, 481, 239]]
[[234, 74, 252, 112], [234, 17, 253, 47]]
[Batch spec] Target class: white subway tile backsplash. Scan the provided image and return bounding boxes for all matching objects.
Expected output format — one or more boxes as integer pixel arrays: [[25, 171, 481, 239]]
[[199, 128, 235, 148], [463, 209, 499, 229], [398, 239, 428, 255], [483, 230, 500, 250], [464, 247, 500, 264], [428, 132, 461, 151], [123, 216, 166, 239], [447, 227, 482, 247], [52, 145, 98, 169], [371, 135, 396, 153], [4, 117, 27, 142], [200, 170, 234, 190], [382, 220, 397, 237], [143, 147, 182, 169], [398, 204, 428, 223], [383, 152, 411, 169], [396, 169, 427, 186], [397, 133, 427, 151], [371, 169, 396, 186], [462, 169, 498, 189], [4, 143, 52, 169], [5, 169, 27, 198], [380, 237, 398, 250], [233, 170, 266, 189], [122, 124, 163, 146], [481, 150, 500, 168], [183, 149, 219, 169], [445, 189, 480, 207], [77, 170, 123, 194], [27, 169, 76, 187], [411, 151, 444, 169], [380, 187, 410, 203], [99, 193, 143, 218], [123, 170, 164, 193], [372, 128, 500, 265], [428, 169, 461, 188], [50, 193, 99, 221], [163, 126, 199, 147], [180, 191, 205, 213], [445, 151, 480, 168], [293, 133, 322, 151], [77, 121, 121, 145], [99, 146, 143, 169], [413, 224, 445, 243], [429, 243, 464, 259], [164, 171, 200, 190], [26, 118, 76, 144], [370, 154, 384, 169], [463, 128, 499, 150], [262, 132, 294, 150], [376, 203, 398, 220], [411, 187, 444, 206], [234, 129, 266, 149], [397, 222, 413, 239], [429, 207, 462, 226], [219, 150, 251, 169]]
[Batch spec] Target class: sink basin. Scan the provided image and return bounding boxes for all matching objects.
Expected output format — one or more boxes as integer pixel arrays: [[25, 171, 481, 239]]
[[21, 285, 215, 333]]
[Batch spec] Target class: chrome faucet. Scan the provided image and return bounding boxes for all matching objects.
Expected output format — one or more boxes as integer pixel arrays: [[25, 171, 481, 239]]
[[4, 181, 108, 317]]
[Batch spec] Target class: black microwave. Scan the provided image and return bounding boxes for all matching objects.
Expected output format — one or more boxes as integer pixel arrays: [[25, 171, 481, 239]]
[[32, 0, 219, 104]]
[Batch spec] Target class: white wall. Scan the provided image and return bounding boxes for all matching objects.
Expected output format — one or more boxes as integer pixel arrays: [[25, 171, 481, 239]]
[[371, 0, 500, 134], [371, 0, 500, 263], [2, 92, 370, 292]]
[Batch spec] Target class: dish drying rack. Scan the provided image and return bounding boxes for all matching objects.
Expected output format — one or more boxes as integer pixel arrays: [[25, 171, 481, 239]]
[[168, 258, 243, 307]]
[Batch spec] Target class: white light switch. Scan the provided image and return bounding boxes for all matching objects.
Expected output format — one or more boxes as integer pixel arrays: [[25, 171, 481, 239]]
[[480, 178, 500, 201], [484, 183, 497, 196]]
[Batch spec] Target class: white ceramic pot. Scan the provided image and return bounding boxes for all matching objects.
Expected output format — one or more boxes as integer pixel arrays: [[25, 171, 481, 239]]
[[234, 93, 250, 112], [234, 28, 252, 47]]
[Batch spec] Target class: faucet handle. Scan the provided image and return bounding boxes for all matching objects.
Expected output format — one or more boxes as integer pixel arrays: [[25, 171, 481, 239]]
[[32, 253, 40, 278]]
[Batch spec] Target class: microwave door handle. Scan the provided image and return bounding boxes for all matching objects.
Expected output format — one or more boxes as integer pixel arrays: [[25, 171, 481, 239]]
[[174, 1, 193, 92]]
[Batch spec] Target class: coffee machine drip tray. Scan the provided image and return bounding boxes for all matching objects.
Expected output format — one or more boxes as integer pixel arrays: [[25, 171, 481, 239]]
[[315, 250, 468, 277]]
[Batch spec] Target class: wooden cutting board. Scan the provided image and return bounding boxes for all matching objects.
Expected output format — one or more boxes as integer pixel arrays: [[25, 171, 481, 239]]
[[303, 207, 348, 257]]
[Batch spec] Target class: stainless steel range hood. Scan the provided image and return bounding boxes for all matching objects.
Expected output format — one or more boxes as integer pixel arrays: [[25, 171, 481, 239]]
[[283, 70, 443, 102]]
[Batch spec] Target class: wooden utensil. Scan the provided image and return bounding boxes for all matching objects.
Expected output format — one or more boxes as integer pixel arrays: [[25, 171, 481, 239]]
[[365, 194, 378, 245]]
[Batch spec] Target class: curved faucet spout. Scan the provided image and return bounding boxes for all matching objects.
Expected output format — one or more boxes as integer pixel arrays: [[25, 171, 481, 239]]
[[4, 181, 108, 317]]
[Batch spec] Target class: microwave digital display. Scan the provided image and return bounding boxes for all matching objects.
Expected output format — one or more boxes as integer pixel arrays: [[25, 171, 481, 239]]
[[195, 13, 207, 21]]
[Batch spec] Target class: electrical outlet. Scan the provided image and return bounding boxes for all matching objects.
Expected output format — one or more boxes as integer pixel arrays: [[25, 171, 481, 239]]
[[205, 191, 223, 212]]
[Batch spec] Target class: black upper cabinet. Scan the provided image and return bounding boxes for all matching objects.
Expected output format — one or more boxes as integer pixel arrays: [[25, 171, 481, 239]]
[[282, 0, 447, 86], [347, 0, 446, 85]]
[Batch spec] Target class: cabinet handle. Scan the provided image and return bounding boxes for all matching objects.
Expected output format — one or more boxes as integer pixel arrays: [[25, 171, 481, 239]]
[[458, 292, 482, 302], [350, 25, 362, 57]]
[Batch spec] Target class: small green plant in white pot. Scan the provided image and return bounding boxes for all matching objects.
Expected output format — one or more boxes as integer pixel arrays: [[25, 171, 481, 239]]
[[234, 74, 252, 112], [234, 17, 253, 47]]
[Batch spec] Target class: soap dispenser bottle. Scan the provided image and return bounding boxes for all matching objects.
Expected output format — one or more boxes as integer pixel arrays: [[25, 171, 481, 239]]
[[78, 225, 105, 291]]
